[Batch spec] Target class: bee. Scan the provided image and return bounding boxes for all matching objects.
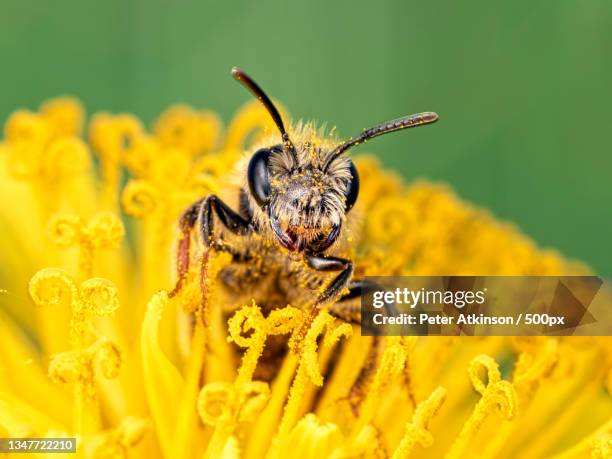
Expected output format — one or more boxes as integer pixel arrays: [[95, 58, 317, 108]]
[[172, 68, 437, 372]]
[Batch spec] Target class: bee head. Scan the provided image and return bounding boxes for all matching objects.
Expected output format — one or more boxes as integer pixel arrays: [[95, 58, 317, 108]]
[[231, 66, 438, 253], [246, 135, 359, 252]]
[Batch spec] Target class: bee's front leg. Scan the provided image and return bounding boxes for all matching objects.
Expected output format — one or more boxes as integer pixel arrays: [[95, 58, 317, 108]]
[[171, 195, 252, 296], [199, 195, 252, 246], [291, 254, 353, 343], [306, 254, 354, 306]]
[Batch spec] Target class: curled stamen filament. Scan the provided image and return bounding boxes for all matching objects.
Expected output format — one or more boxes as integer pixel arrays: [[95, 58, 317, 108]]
[[445, 354, 518, 459]]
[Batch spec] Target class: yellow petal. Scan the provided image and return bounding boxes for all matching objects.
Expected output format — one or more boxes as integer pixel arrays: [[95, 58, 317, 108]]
[[140, 291, 184, 458], [0, 312, 72, 427], [0, 391, 66, 436]]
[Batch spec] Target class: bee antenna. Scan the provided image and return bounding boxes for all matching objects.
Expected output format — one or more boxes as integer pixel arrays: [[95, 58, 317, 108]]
[[231, 67, 298, 163], [323, 112, 439, 170]]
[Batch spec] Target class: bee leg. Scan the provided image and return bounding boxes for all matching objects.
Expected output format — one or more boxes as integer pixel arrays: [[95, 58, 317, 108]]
[[295, 255, 354, 338], [170, 198, 205, 297], [197, 195, 254, 299], [171, 195, 252, 297], [306, 255, 354, 305], [199, 195, 252, 247], [348, 335, 382, 416]]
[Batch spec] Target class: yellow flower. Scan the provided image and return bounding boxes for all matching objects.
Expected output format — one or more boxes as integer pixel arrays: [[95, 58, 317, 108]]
[[0, 97, 610, 459]]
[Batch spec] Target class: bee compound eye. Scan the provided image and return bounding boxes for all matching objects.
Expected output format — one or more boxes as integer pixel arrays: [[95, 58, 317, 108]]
[[247, 148, 272, 207], [344, 160, 359, 211]]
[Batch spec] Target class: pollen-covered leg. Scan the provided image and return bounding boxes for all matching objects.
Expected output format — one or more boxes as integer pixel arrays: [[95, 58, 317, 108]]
[[171, 195, 253, 297], [199, 195, 252, 247], [197, 195, 255, 304], [294, 255, 354, 343], [348, 335, 382, 416], [170, 198, 204, 297], [306, 255, 354, 306]]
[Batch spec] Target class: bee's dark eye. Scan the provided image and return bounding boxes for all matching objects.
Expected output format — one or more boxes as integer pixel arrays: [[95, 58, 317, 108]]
[[344, 160, 359, 211], [247, 148, 272, 207]]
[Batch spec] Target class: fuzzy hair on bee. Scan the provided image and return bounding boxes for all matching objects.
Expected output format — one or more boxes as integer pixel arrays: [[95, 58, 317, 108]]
[[202, 124, 357, 314], [171, 67, 438, 329], [240, 122, 356, 253]]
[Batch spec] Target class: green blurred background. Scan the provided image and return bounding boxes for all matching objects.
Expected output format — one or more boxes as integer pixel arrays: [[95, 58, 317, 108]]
[[1, 0, 610, 274]]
